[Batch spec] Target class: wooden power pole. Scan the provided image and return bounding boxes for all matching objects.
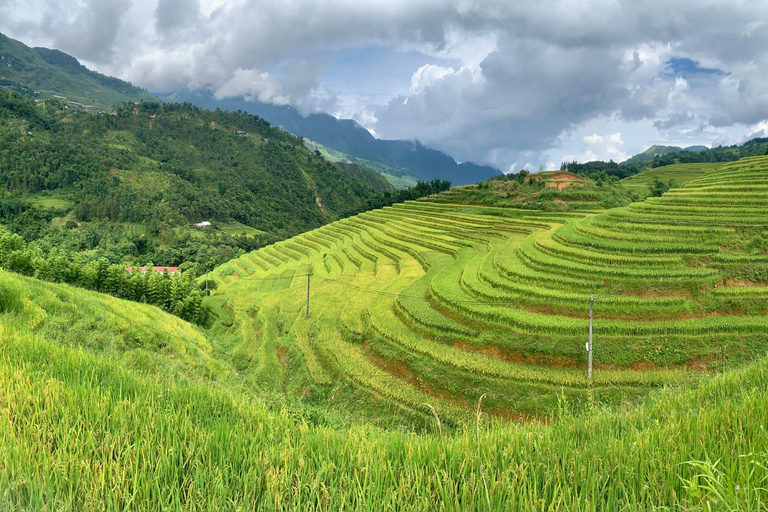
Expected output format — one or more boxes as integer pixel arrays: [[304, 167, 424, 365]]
[[305, 273, 312, 319], [587, 295, 594, 379]]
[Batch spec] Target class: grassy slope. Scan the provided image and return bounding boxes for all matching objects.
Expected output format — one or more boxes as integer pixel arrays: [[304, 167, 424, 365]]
[[202, 157, 768, 429], [1, 269, 767, 510], [621, 162, 723, 194], [305, 138, 419, 189]]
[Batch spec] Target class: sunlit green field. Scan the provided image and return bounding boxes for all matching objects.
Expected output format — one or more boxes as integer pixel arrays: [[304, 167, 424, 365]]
[[3, 156, 768, 509], [208, 157, 768, 426], [620, 162, 722, 194], [1, 268, 767, 510], [22, 193, 75, 211]]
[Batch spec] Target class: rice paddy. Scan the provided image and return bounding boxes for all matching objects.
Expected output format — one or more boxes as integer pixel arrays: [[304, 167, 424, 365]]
[[207, 156, 768, 424], [620, 162, 723, 195], [3, 156, 768, 509]]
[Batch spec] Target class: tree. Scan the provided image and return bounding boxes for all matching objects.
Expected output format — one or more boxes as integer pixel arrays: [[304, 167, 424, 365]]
[[648, 176, 673, 197]]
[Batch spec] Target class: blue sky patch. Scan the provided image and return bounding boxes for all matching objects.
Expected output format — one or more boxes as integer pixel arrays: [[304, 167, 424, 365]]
[[665, 58, 727, 77]]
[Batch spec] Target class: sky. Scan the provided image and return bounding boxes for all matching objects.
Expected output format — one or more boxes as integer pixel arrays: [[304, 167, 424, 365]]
[[2, 0, 768, 173]]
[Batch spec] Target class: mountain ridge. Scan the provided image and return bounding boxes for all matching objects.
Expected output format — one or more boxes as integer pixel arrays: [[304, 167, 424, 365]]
[[165, 88, 501, 186]]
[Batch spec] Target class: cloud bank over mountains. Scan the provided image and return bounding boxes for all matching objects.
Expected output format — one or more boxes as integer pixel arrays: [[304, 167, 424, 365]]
[[2, 0, 768, 172]]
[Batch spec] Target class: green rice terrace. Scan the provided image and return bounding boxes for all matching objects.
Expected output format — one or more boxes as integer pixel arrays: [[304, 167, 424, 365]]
[[3, 156, 768, 510], [620, 162, 723, 195], [207, 156, 768, 425]]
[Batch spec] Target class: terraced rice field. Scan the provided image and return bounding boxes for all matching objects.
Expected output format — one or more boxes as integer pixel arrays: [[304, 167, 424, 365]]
[[620, 162, 722, 194], [208, 156, 768, 424]]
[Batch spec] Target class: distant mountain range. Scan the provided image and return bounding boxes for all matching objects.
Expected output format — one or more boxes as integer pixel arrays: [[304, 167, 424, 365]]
[[0, 26, 501, 188], [0, 32, 156, 109], [165, 89, 501, 186]]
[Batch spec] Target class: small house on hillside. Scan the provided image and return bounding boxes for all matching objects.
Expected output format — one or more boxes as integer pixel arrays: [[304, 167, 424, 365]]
[[195, 221, 212, 228], [125, 266, 180, 275], [236, 130, 248, 137]]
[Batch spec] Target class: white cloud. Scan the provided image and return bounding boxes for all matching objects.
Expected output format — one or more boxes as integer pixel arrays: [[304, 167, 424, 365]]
[[2, 0, 768, 172], [564, 132, 628, 162], [409, 64, 456, 95], [214, 68, 289, 105]]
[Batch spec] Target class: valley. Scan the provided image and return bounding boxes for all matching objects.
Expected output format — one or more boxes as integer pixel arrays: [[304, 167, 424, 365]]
[[206, 157, 768, 426], [2, 157, 768, 509], [1, 27, 768, 511]]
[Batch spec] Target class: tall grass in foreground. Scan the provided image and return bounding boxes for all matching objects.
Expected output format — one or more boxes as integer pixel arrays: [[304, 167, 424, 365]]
[[1, 295, 767, 510]]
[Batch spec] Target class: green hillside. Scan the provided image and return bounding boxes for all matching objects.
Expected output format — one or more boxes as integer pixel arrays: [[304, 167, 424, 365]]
[[620, 162, 723, 195], [168, 88, 501, 186], [3, 159, 768, 509], [562, 138, 768, 182], [305, 138, 420, 189], [427, 170, 631, 210], [622, 144, 708, 166], [0, 88, 393, 273], [0, 32, 157, 108]]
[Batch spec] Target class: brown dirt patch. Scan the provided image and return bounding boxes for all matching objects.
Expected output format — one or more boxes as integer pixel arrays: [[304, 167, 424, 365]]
[[276, 346, 289, 370], [450, 340, 584, 369], [549, 171, 584, 181], [361, 342, 459, 401], [361, 342, 540, 423], [725, 279, 761, 287]]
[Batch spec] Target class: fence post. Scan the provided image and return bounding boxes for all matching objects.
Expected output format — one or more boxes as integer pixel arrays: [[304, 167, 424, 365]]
[[588, 295, 593, 379]]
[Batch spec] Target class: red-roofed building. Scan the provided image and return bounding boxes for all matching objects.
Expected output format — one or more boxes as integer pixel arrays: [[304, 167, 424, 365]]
[[125, 266, 180, 275]]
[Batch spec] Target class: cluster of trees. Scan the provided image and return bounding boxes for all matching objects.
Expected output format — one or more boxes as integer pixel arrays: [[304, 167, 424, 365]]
[[0, 207, 280, 274], [340, 178, 451, 217], [650, 138, 768, 167], [560, 138, 768, 180], [0, 228, 204, 323], [648, 176, 678, 197], [560, 160, 645, 180]]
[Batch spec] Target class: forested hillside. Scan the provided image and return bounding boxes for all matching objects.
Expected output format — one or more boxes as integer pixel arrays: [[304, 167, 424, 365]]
[[167, 89, 501, 186], [0, 89, 394, 275], [621, 144, 708, 165]]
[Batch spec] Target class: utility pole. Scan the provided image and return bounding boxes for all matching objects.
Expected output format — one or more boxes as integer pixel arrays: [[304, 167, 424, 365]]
[[587, 295, 593, 379], [305, 273, 312, 319]]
